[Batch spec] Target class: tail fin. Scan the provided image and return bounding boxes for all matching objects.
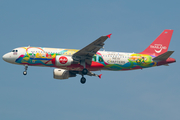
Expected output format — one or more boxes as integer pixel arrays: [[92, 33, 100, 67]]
[[140, 29, 173, 56]]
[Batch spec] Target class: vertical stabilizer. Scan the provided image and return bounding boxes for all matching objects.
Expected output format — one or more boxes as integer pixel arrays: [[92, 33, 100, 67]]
[[140, 29, 173, 56]]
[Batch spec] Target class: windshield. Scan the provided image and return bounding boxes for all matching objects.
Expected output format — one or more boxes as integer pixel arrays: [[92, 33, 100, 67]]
[[11, 50, 18, 52]]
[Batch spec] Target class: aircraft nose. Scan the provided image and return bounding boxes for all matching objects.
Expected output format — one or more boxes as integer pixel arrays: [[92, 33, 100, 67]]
[[2, 53, 16, 63], [2, 53, 8, 62]]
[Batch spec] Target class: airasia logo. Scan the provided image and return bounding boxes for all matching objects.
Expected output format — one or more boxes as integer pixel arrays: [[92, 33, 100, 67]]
[[59, 56, 68, 64], [150, 44, 167, 53]]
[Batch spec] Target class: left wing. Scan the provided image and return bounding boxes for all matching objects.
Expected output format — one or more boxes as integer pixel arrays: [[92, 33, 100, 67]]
[[72, 34, 111, 64]]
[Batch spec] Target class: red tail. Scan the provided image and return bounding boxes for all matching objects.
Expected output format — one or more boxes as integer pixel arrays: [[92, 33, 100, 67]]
[[140, 29, 173, 56]]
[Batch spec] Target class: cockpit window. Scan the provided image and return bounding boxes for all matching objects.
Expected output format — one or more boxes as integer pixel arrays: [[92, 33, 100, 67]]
[[12, 50, 18, 52]]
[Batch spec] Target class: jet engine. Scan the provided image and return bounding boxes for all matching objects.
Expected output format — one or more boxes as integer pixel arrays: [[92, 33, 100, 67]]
[[52, 55, 73, 66], [53, 69, 76, 79]]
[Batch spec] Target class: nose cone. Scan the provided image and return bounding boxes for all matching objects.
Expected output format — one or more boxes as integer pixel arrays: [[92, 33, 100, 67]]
[[2, 53, 8, 62], [2, 53, 16, 63]]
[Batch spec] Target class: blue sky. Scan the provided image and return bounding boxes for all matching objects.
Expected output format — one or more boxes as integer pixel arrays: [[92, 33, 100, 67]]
[[0, 0, 180, 120]]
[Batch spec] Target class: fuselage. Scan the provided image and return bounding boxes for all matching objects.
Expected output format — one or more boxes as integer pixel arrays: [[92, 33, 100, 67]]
[[2, 47, 176, 71]]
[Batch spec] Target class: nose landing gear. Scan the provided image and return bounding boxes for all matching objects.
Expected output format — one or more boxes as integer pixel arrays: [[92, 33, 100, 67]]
[[23, 65, 28, 75]]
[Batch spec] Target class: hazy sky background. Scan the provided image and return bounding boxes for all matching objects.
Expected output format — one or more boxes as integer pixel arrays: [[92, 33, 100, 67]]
[[0, 0, 180, 120]]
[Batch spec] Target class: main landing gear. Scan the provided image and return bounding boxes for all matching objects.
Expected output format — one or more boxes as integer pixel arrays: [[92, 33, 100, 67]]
[[80, 70, 102, 84], [82, 68, 88, 75], [23, 65, 28, 75], [80, 68, 88, 84], [80, 68, 102, 84], [80, 76, 86, 84], [80, 60, 88, 84]]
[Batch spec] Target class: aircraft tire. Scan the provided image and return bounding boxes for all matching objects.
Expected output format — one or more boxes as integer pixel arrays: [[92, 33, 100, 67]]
[[82, 68, 88, 75], [80, 77, 86, 84], [23, 71, 27, 75]]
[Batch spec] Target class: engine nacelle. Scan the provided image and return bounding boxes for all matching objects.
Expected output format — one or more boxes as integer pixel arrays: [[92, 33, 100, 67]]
[[53, 55, 73, 66], [53, 69, 76, 80]]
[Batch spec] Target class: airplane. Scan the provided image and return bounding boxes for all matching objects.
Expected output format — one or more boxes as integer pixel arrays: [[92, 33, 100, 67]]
[[2, 29, 176, 84]]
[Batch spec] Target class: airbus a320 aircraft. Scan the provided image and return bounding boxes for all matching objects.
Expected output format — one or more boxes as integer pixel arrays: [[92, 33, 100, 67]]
[[2, 29, 176, 84]]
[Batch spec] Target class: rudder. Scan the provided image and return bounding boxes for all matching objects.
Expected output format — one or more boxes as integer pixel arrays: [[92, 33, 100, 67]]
[[140, 29, 173, 56]]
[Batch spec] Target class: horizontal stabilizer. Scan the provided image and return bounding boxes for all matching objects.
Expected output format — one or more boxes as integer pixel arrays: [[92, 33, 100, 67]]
[[153, 51, 174, 62]]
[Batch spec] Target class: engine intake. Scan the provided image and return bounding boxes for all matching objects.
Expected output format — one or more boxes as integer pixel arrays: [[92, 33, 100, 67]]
[[53, 69, 76, 79]]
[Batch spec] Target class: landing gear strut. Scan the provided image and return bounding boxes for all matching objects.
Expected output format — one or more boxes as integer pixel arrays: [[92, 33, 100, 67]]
[[80, 60, 88, 84], [23, 65, 28, 75], [80, 69, 88, 84]]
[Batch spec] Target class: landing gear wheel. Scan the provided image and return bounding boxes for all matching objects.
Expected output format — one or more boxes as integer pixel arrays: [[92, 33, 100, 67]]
[[23, 65, 28, 75], [82, 68, 88, 75], [23, 71, 27, 75], [80, 77, 86, 84]]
